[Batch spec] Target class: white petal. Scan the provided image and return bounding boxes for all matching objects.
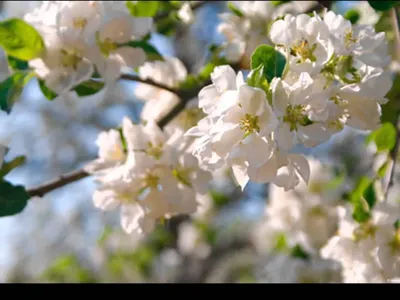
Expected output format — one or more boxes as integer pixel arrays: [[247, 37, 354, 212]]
[[93, 189, 121, 211], [275, 123, 294, 151], [211, 65, 237, 93], [120, 203, 145, 234], [249, 154, 278, 183], [130, 17, 153, 39], [74, 58, 94, 84], [198, 84, 220, 113], [122, 117, 148, 151], [238, 84, 265, 116], [112, 46, 146, 69], [232, 164, 250, 190], [289, 154, 310, 184], [210, 90, 238, 117], [45, 71, 73, 94], [211, 124, 243, 157]]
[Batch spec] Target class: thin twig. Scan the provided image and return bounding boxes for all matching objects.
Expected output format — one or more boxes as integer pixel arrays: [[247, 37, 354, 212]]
[[385, 7, 400, 201], [119, 74, 177, 94]]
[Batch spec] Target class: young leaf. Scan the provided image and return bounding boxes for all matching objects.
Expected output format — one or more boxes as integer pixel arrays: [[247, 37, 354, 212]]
[[350, 177, 376, 223], [38, 79, 58, 101], [368, 1, 397, 12], [155, 12, 179, 36], [251, 45, 286, 82], [290, 244, 310, 261], [247, 64, 270, 94], [127, 1, 160, 17], [366, 123, 397, 152], [74, 79, 105, 97], [227, 2, 244, 17], [0, 180, 30, 217], [7, 56, 29, 71], [0, 71, 34, 113], [0, 18, 45, 61], [210, 190, 230, 208], [344, 9, 361, 24], [0, 155, 26, 179], [123, 40, 164, 62]]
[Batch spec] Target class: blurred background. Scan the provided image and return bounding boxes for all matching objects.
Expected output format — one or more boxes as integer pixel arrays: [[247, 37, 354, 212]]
[[0, 1, 393, 283]]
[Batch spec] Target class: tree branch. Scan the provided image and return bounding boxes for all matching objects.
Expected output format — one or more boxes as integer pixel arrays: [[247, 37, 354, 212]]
[[27, 77, 212, 198]]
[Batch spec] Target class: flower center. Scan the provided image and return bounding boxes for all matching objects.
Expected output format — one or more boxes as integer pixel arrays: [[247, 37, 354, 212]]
[[282, 104, 310, 131], [145, 142, 164, 160], [172, 167, 193, 187], [344, 28, 358, 49], [178, 108, 205, 130], [291, 39, 317, 63], [73, 17, 88, 30], [353, 222, 376, 242], [60, 49, 82, 69], [389, 229, 400, 254], [143, 173, 160, 189], [239, 113, 260, 137], [99, 37, 119, 56], [330, 95, 348, 107], [328, 119, 344, 131], [109, 146, 125, 161]]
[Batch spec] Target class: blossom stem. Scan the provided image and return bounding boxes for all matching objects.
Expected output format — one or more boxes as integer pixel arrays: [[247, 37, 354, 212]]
[[385, 7, 400, 201]]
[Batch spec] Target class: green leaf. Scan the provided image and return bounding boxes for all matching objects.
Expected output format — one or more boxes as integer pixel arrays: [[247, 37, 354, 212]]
[[250, 45, 286, 83], [368, 1, 397, 11], [210, 190, 230, 208], [7, 56, 29, 71], [74, 79, 104, 97], [117, 127, 128, 153], [179, 74, 200, 90], [38, 79, 58, 100], [378, 161, 390, 178], [273, 233, 289, 252], [290, 244, 310, 261], [366, 123, 397, 152], [394, 219, 400, 230], [123, 40, 163, 62], [199, 62, 216, 81], [0, 155, 26, 179], [0, 71, 34, 113], [195, 221, 217, 245], [350, 177, 376, 223], [126, 1, 160, 17], [0, 180, 29, 217], [155, 12, 179, 36], [0, 18, 45, 61], [247, 64, 270, 94], [227, 2, 244, 17], [381, 74, 400, 126], [344, 9, 361, 24]]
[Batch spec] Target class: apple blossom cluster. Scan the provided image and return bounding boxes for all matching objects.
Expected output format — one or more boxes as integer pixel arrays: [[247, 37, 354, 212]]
[[186, 10, 393, 192], [217, 1, 318, 66], [251, 158, 344, 282], [84, 117, 211, 237], [321, 202, 400, 283], [23, 1, 153, 95], [251, 153, 400, 283]]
